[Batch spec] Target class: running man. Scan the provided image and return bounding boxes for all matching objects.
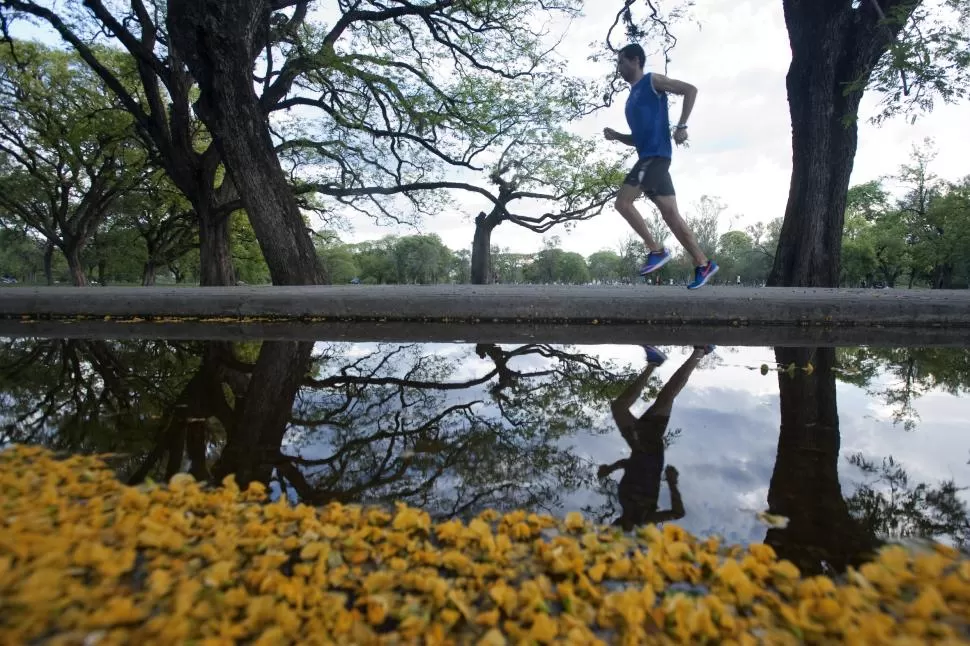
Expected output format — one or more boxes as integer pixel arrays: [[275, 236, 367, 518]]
[[598, 344, 715, 531], [604, 43, 719, 289]]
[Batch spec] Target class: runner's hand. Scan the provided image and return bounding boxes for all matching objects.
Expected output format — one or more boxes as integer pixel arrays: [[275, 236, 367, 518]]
[[673, 127, 688, 146], [664, 465, 679, 484], [603, 127, 618, 141]]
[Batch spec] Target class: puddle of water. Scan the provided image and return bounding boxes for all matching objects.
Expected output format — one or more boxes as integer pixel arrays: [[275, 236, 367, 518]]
[[2, 336, 968, 575]]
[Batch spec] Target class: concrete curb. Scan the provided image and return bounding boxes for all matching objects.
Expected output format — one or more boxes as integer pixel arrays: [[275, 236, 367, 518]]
[[1, 319, 967, 347], [1, 285, 969, 327]]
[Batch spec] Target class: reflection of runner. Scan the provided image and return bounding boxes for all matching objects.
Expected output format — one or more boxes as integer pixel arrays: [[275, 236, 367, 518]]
[[598, 344, 715, 531]]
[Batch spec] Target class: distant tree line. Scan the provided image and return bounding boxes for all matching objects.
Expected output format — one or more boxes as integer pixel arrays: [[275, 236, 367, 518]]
[[0, 40, 965, 289], [841, 141, 970, 289]]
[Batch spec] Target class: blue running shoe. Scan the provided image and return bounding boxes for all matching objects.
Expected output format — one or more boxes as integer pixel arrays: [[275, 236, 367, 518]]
[[639, 248, 671, 275], [696, 344, 716, 356], [642, 345, 667, 365], [687, 260, 719, 289]]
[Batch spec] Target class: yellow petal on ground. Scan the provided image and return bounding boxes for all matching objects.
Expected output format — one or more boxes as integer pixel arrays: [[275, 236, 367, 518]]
[[564, 512, 585, 532], [1, 445, 969, 645]]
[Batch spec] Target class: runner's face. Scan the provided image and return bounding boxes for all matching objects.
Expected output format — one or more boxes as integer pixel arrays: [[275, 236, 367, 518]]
[[616, 54, 637, 83]]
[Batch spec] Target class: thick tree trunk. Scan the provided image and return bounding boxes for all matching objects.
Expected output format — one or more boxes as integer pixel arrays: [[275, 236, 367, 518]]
[[932, 263, 953, 289], [168, 0, 325, 286], [142, 260, 157, 286], [769, 1, 916, 287], [43, 242, 54, 286], [765, 347, 879, 575], [769, 13, 862, 287], [198, 206, 236, 286], [471, 211, 501, 285], [211, 340, 314, 488], [64, 244, 88, 287]]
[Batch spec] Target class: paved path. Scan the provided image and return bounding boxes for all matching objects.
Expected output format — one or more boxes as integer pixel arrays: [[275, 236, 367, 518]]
[[1, 318, 966, 347], [1, 285, 968, 346], [1, 285, 969, 327]]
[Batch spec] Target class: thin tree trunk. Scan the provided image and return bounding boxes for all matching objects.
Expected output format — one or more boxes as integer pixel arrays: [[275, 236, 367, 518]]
[[932, 263, 953, 289], [97, 259, 106, 286], [43, 242, 54, 286], [471, 211, 501, 285], [168, 0, 325, 286]]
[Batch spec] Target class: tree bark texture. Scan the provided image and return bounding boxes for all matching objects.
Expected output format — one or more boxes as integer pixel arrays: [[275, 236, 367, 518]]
[[765, 346, 880, 574], [63, 243, 87, 287], [168, 0, 326, 286], [770, 0, 919, 287], [470, 211, 502, 285], [211, 340, 314, 488], [142, 261, 157, 286], [197, 205, 236, 286]]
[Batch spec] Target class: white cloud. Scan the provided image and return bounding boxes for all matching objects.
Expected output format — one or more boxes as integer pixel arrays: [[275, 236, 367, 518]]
[[343, 0, 967, 257], [9, 2, 964, 257]]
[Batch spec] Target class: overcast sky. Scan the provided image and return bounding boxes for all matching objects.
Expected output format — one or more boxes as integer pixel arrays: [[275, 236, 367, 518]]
[[10, 0, 966, 259], [291, 341, 970, 546], [344, 0, 969, 258]]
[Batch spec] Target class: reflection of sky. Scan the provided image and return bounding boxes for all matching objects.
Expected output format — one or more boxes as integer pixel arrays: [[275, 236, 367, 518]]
[[561, 345, 782, 545], [288, 342, 970, 546], [280, 342, 553, 509], [6, 337, 964, 546], [564, 345, 970, 545]]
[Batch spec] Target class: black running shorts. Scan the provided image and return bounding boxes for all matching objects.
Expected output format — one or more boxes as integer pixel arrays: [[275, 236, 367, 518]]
[[623, 156, 675, 197]]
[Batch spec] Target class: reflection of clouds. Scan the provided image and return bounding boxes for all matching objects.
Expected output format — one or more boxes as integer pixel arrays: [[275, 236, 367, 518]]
[[840, 385, 970, 509], [561, 344, 970, 545], [354, 0, 964, 258], [560, 347, 781, 542], [283, 342, 970, 543]]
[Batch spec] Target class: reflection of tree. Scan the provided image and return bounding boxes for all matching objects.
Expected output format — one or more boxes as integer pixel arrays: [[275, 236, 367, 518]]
[[765, 347, 880, 575], [128, 342, 237, 484], [0, 337, 305, 487], [277, 343, 635, 519], [1, 338, 635, 522], [0, 338, 198, 466], [836, 347, 970, 431], [210, 341, 315, 487], [845, 453, 970, 549]]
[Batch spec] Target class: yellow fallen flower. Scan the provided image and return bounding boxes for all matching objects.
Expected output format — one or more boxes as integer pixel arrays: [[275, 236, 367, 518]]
[[1, 445, 969, 645]]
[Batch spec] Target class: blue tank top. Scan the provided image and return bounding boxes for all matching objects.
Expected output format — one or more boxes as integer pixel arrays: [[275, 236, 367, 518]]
[[625, 73, 672, 159]]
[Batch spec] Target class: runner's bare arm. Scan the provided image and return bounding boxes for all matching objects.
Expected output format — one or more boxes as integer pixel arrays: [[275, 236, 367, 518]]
[[645, 466, 685, 522], [651, 74, 697, 127], [644, 483, 685, 523], [597, 459, 630, 478], [603, 128, 635, 146]]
